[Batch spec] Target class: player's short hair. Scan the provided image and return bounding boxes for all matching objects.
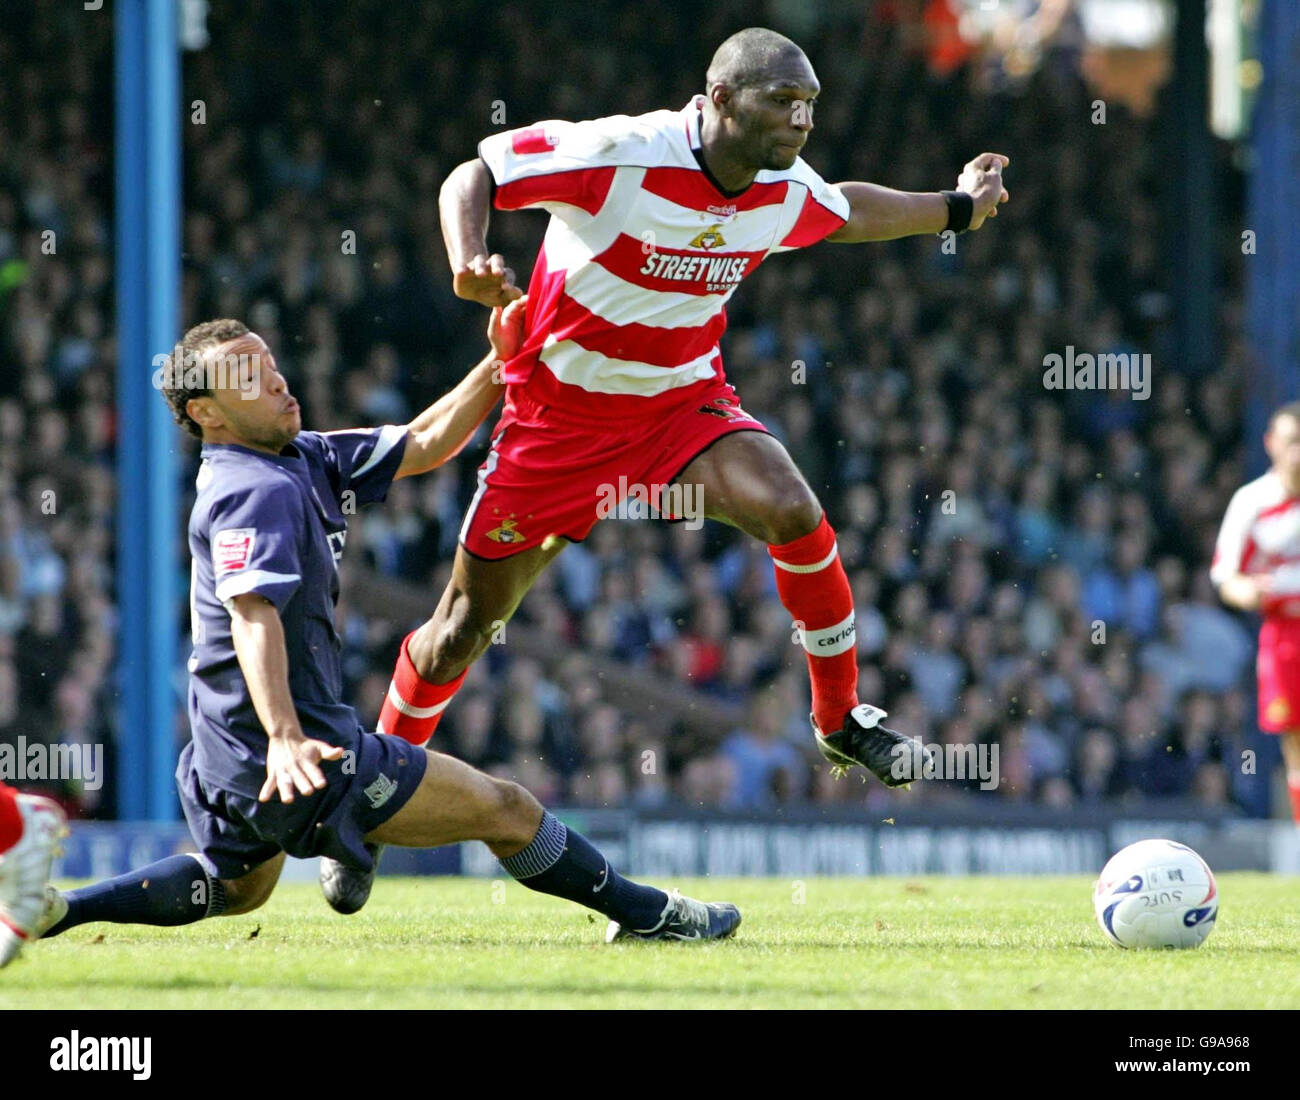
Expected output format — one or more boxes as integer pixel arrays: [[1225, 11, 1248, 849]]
[[161, 318, 250, 438], [1268, 401, 1300, 433], [706, 27, 805, 90]]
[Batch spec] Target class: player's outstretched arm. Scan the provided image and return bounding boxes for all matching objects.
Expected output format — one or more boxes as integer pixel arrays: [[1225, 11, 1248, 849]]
[[439, 158, 522, 307], [228, 592, 343, 804], [827, 152, 1010, 243], [394, 295, 528, 480]]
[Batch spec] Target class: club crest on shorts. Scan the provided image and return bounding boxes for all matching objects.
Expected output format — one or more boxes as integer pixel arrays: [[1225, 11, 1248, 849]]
[[486, 514, 524, 544], [1266, 697, 1291, 725], [363, 772, 397, 809]]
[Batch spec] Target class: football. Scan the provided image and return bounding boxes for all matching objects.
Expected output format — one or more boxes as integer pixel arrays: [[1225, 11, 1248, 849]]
[[1093, 839, 1219, 949]]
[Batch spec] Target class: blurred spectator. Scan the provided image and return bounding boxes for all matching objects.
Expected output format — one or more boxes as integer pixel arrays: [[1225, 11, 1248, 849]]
[[720, 690, 807, 810]]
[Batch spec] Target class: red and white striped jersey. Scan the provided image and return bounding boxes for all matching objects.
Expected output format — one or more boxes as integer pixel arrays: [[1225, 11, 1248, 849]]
[[477, 95, 850, 418], [1211, 470, 1300, 616]]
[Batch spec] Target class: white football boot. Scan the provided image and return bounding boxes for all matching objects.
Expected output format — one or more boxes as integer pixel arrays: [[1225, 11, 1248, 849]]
[[0, 794, 68, 967]]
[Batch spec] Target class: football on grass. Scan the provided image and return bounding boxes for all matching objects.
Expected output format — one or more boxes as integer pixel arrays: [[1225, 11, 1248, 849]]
[[1093, 839, 1218, 949]]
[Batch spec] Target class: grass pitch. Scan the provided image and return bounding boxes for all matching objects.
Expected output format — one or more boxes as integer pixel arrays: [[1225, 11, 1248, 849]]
[[1, 874, 1295, 1009]]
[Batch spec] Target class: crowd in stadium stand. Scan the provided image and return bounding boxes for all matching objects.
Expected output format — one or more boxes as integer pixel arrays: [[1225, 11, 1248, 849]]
[[0, 0, 1274, 820]]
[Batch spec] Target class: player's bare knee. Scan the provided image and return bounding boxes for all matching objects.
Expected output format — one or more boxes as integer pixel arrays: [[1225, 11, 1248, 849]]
[[496, 778, 543, 840], [759, 484, 822, 544], [427, 624, 477, 675], [428, 604, 501, 676], [485, 779, 543, 851]]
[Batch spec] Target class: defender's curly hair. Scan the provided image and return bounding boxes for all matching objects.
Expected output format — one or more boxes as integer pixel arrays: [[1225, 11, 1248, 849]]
[[160, 319, 250, 438]]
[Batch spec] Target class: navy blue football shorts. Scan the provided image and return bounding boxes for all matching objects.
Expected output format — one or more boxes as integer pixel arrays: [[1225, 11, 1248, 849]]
[[175, 731, 428, 881]]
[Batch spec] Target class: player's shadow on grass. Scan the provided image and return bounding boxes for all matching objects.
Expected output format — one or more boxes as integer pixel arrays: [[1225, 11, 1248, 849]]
[[68, 974, 224, 991]]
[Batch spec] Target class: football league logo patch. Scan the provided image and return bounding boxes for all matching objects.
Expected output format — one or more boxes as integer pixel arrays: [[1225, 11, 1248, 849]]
[[214, 528, 256, 573], [511, 125, 557, 155]]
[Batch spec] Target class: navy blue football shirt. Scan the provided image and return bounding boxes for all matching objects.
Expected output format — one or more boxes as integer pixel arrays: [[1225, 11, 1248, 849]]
[[186, 426, 407, 797]]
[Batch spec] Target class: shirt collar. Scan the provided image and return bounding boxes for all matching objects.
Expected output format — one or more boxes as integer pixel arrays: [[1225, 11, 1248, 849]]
[[681, 94, 706, 151], [200, 438, 304, 465]]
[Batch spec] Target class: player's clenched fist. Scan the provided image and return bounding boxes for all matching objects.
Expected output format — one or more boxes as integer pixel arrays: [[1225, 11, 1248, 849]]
[[1219, 571, 1275, 612], [488, 294, 528, 364], [957, 153, 1010, 231], [453, 252, 523, 307]]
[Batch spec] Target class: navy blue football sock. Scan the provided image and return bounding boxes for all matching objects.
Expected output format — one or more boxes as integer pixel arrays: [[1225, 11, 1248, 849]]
[[43, 854, 227, 937], [500, 812, 668, 931]]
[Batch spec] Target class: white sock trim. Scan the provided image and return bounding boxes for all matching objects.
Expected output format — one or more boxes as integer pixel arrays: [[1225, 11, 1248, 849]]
[[385, 683, 452, 720], [770, 541, 838, 574]]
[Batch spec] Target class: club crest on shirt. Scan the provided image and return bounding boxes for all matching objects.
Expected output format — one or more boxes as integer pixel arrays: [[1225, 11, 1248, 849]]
[[688, 224, 727, 250], [213, 528, 255, 573]]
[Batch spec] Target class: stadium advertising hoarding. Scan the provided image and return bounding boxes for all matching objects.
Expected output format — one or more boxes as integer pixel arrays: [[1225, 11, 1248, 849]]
[[52, 811, 1291, 881]]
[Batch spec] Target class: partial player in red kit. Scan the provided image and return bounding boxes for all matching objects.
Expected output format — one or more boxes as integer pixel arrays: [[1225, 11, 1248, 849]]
[[1212, 401, 1300, 824], [0, 784, 66, 966], [327, 27, 1010, 907]]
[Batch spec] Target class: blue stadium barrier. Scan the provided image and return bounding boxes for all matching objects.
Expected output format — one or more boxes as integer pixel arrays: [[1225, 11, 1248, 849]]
[[52, 809, 1295, 881]]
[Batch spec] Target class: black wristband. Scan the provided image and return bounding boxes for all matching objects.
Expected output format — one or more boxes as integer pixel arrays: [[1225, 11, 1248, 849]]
[[940, 190, 974, 234]]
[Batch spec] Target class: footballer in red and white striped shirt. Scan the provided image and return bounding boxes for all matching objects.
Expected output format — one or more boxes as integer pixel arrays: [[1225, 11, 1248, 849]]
[[378, 26, 1008, 795], [473, 95, 853, 421], [1213, 400, 1300, 823]]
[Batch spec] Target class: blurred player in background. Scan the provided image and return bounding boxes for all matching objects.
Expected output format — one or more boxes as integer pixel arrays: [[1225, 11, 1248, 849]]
[[1213, 401, 1300, 825], [11, 300, 739, 961], [377, 27, 1008, 782]]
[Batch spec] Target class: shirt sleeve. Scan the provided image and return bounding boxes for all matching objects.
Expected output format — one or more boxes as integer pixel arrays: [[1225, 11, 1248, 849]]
[[769, 175, 850, 253], [1209, 486, 1256, 586], [478, 119, 619, 221], [207, 484, 304, 613], [311, 425, 408, 507]]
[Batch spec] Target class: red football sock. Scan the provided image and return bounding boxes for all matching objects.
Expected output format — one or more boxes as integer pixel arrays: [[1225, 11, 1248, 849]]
[[377, 632, 466, 746], [1288, 777, 1300, 825], [0, 783, 23, 853], [768, 514, 859, 737]]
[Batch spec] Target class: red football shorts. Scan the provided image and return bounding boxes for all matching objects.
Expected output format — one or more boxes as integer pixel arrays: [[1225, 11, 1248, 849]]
[[460, 379, 768, 559], [1257, 615, 1300, 732]]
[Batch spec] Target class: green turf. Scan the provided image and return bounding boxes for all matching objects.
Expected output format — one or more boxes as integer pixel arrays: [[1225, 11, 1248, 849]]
[[1, 874, 1295, 1009]]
